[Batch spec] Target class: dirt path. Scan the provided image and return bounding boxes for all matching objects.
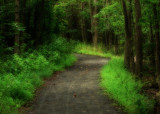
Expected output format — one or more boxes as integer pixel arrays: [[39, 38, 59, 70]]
[[27, 54, 124, 114]]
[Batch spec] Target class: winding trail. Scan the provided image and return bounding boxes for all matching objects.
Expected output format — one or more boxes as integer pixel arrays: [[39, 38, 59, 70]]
[[27, 54, 124, 114]]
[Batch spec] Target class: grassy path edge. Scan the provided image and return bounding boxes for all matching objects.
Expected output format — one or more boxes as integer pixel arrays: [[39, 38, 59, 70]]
[[75, 43, 155, 114]]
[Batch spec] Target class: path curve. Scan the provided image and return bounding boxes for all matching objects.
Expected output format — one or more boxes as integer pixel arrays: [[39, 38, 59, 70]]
[[27, 54, 124, 114]]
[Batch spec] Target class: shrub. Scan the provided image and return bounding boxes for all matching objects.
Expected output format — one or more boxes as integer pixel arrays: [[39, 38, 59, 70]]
[[0, 37, 77, 114]]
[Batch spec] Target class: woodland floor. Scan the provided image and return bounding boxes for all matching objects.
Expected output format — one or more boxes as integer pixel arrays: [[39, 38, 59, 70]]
[[21, 54, 124, 114]]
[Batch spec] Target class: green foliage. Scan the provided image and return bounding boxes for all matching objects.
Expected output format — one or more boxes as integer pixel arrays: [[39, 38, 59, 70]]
[[96, 2, 124, 35], [74, 42, 115, 58], [53, 0, 71, 33], [100, 58, 155, 114], [74, 43, 154, 113], [53, 0, 82, 39], [0, 37, 77, 114]]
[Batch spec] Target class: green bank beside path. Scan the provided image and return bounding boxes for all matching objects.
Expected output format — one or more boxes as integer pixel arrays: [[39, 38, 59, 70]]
[[75, 43, 155, 114], [0, 37, 77, 114]]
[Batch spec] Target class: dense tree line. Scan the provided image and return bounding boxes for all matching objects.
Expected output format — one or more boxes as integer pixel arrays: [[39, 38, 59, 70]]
[[1, 0, 159, 78], [54, 0, 160, 86], [0, 0, 58, 55]]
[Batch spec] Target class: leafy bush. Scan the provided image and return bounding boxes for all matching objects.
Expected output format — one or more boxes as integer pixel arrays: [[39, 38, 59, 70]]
[[40, 38, 75, 63], [100, 58, 154, 114], [0, 37, 77, 114]]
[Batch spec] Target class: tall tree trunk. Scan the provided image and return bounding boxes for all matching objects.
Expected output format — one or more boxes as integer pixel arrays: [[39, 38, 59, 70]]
[[134, 0, 143, 76], [81, 2, 87, 43], [129, 0, 135, 73], [149, 21, 155, 68], [122, 0, 131, 69], [14, 0, 20, 54], [20, 0, 27, 53], [33, 0, 44, 47], [89, 0, 98, 48], [153, 5, 160, 86], [0, 0, 4, 35], [89, 0, 93, 41], [103, 0, 110, 49]]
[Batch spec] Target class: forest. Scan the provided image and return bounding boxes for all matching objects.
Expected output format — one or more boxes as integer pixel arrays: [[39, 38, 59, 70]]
[[0, 0, 160, 114]]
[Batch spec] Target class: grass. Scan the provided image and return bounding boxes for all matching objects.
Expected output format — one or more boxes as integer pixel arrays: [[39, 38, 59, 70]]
[[101, 58, 154, 114], [74, 43, 115, 58], [75, 42, 155, 114]]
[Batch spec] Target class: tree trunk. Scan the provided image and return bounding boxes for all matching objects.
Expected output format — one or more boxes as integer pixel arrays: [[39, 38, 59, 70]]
[[89, 0, 93, 41], [33, 0, 44, 47], [81, 2, 87, 43], [89, 0, 98, 48], [0, 0, 4, 35], [149, 21, 155, 68], [129, 0, 135, 73], [134, 0, 143, 76], [20, 0, 27, 53], [103, 0, 110, 49], [122, 0, 131, 69], [153, 5, 160, 84], [14, 0, 20, 54]]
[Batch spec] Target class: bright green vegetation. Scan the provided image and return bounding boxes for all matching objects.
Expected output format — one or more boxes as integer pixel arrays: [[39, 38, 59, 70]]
[[75, 43, 115, 58], [100, 59, 155, 114], [76, 43, 155, 113], [0, 38, 76, 114]]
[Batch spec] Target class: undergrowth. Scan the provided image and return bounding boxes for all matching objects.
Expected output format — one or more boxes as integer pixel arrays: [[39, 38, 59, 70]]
[[100, 58, 155, 114], [0, 37, 77, 114]]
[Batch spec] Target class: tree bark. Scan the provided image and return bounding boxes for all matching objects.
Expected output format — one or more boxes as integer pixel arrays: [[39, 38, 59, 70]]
[[89, 0, 93, 39], [90, 0, 98, 48], [153, 5, 160, 82], [149, 21, 155, 68], [103, 0, 110, 49], [134, 0, 143, 76], [122, 0, 131, 69], [20, 0, 27, 53], [0, 0, 4, 35], [33, 0, 45, 47], [129, 0, 135, 73], [93, 17, 98, 48], [81, 2, 87, 43], [14, 0, 20, 54]]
